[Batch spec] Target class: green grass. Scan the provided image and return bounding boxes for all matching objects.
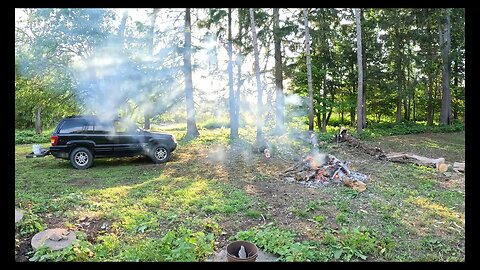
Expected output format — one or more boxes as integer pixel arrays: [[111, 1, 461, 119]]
[[15, 126, 465, 262]]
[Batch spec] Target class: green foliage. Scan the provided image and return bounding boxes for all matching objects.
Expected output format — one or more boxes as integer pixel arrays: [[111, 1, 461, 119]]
[[29, 231, 95, 262], [115, 228, 214, 262], [234, 223, 321, 261], [325, 227, 388, 261], [15, 129, 52, 144], [201, 118, 230, 129], [356, 122, 465, 140], [16, 211, 45, 237]]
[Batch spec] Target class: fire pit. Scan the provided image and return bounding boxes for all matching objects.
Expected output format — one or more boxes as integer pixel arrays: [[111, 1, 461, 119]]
[[280, 152, 368, 191]]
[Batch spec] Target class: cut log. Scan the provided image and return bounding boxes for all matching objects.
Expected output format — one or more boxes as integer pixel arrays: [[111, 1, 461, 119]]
[[437, 163, 449, 172], [453, 162, 465, 173], [386, 152, 445, 168]]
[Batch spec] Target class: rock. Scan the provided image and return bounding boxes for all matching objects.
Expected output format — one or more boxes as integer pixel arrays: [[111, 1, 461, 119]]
[[31, 228, 76, 251], [15, 209, 23, 223], [442, 172, 453, 178]]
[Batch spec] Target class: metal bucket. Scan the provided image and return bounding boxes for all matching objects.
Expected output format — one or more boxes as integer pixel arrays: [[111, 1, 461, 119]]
[[226, 240, 258, 262]]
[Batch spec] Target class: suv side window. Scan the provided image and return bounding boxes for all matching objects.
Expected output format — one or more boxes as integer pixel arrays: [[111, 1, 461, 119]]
[[94, 121, 115, 134], [58, 120, 85, 134]]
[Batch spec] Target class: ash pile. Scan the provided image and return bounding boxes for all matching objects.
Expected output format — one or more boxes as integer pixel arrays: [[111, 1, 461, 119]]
[[280, 152, 369, 191]]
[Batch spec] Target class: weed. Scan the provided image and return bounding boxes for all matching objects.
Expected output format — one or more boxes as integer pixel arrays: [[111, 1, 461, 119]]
[[16, 211, 45, 237]]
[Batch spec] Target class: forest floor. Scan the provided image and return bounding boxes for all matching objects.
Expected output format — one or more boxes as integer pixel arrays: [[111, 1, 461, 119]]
[[15, 128, 465, 262]]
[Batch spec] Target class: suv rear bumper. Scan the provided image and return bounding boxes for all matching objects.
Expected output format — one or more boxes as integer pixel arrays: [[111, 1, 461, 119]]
[[50, 146, 70, 159]]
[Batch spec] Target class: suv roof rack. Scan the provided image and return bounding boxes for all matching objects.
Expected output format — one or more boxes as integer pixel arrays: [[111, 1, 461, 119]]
[[66, 115, 98, 118]]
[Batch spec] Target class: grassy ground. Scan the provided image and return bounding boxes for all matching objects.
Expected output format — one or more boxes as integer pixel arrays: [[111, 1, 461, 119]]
[[15, 127, 465, 262]]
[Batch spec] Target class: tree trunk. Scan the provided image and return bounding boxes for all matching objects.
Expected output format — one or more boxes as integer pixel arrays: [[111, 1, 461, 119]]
[[273, 8, 285, 134], [144, 115, 151, 130], [394, 24, 403, 124], [427, 77, 434, 126], [250, 8, 263, 144], [320, 63, 327, 133], [303, 9, 314, 131], [35, 107, 42, 134], [341, 111, 344, 123], [228, 8, 238, 139], [413, 91, 416, 122], [316, 113, 322, 133], [350, 107, 355, 126], [452, 60, 458, 120], [235, 9, 243, 132], [355, 8, 364, 133], [184, 8, 199, 137], [360, 9, 367, 129], [439, 9, 452, 125], [144, 9, 157, 131]]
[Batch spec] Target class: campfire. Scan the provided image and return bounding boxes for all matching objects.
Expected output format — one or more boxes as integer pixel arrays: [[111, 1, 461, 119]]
[[280, 152, 368, 192]]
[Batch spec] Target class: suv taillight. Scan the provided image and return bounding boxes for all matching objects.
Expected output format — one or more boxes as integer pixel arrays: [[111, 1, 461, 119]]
[[51, 135, 59, 146]]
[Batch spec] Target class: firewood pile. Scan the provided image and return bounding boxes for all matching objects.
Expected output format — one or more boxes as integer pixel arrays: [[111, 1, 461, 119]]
[[280, 152, 368, 191]]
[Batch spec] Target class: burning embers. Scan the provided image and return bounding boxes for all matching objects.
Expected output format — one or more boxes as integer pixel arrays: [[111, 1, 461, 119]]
[[280, 153, 368, 191]]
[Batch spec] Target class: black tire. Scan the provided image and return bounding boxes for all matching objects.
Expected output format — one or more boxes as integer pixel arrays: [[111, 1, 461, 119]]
[[148, 144, 171, 164], [70, 147, 94, 169]]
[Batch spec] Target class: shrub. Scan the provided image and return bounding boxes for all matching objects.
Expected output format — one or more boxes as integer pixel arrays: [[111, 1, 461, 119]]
[[15, 129, 52, 144], [16, 211, 45, 237]]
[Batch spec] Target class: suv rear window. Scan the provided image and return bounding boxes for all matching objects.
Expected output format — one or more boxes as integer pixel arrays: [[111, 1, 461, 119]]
[[58, 120, 85, 134]]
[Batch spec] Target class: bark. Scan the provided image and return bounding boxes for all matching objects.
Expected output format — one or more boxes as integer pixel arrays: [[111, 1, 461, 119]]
[[394, 20, 403, 124], [453, 162, 465, 173], [144, 116, 150, 130], [413, 92, 416, 122], [355, 8, 364, 133], [250, 8, 263, 144], [273, 8, 285, 134], [144, 9, 158, 130], [439, 9, 452, 125], [303, 8, 314, 131], [386, 153, 445, 169], [184, 8, 199, 137], [427, 77, 434, 125], [228, 8, 238, 139], [350, 107, 355, 126], [35, 107, 42, 134], [316, 113, 322, 133], [235, 9, 243, 132], [360, 9, 367, 129]]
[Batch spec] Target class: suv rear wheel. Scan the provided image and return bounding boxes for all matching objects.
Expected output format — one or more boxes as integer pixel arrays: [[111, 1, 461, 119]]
[[149, 144, 171, 163], [70, 147, 94, 169]]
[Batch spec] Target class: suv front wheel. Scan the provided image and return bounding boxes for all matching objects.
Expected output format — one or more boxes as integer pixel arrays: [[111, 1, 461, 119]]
[[70, 147, 94, 169], [149, 144, 171, 163]]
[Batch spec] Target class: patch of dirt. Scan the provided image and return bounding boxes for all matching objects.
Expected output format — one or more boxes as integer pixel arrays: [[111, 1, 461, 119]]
[[74, 217, 113, 242], [15, 234, 34, 262], [68, 178, 97, 187], [437, 171, 465, 189]]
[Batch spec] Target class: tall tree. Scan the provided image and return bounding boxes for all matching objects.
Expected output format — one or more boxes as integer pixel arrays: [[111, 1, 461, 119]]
[[273, 8, 285, 134], [439, 8, 452, 125], [355, 8, 364, 133], [184, 8, 200, 137], [227, 8, 238, 139], [250, 8, 263, 144], [144, 9, 158, 130], [303, 8, 314, 131]]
